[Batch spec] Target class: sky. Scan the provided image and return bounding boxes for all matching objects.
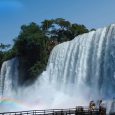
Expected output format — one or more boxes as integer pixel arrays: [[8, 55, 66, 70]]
[[0, 0, 115, 44]]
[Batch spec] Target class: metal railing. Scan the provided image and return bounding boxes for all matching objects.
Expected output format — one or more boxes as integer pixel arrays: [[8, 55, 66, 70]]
[[0, 106, 103, 115]]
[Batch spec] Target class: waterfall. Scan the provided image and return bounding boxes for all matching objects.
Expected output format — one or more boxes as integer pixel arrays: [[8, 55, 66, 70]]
[[0, 24, 115, 112], [46, 24, 115, 99], [0, 58, 19, 99]]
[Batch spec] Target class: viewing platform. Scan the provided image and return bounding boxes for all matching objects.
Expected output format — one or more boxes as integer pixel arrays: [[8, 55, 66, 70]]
[[0, 106, 106, 115]]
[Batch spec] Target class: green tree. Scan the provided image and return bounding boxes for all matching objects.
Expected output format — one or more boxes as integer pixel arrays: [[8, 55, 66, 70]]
[[45, 18, 89, 42], [41, 19, 54, 31], [0, 43, 12, 68], [13, 22, 48, 85], [0, 43, 10, 51], [0, 51, 3, 68], [55, 18, 71, 30], [69, 24, 89, 39]]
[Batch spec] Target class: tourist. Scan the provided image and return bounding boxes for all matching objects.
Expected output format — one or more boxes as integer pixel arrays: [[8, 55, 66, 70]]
[[99, 100, 106, 115], [89, 101, 96, 111]]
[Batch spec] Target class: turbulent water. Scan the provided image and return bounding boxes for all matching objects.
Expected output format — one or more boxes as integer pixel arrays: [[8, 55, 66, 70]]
[[0, 24, 115, 113]]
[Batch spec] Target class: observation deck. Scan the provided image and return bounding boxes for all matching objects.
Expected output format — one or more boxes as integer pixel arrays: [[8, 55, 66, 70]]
[[0, 106, 106, 115]]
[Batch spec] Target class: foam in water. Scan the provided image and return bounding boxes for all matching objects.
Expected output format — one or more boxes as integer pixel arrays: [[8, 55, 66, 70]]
[[0, 24, 115, 113]]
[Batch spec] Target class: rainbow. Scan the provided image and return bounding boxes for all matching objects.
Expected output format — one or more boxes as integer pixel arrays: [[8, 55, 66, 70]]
[[0, 97, 46, 112], [0, 97, 33, 111]]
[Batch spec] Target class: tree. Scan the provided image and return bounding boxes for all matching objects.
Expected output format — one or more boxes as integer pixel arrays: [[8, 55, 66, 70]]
[[0, 43, 10, 51], [42, 18, 89, 42], [0, 43, 12, 68], [69, 24, 89, 39], [41, 19, 54, 31], [90, 28, 96, 31], [13, 22, 48, 85], [55, 18, 71, 30]]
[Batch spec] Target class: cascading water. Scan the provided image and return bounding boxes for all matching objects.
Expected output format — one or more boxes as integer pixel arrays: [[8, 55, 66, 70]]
[[0, 24, 115, 113], [0, 58, 19, 98]]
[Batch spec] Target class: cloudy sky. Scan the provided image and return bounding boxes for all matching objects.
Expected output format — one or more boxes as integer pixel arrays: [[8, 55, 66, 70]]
[[0, 0, 115, 44]]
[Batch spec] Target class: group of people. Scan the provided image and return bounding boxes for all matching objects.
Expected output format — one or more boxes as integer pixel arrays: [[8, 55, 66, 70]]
[[89, 100, 106, 114]]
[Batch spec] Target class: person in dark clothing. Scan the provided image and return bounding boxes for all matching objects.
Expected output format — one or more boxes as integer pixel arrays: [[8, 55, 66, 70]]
[[99, 100, 103, 112], [99, 100, 106, 115]]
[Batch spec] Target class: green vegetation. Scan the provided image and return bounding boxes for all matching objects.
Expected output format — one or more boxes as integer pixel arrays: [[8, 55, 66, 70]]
[[0, 18, 90, 85], [13, 22, 48, 84], [41, 18, 89, 42], [0, 43, 12, 68]]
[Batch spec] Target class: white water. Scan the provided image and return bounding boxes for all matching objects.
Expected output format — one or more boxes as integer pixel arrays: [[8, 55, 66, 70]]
[[0, 24, 115, 113]]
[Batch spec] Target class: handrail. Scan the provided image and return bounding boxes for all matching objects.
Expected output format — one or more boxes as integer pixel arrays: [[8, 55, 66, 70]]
[[0, 106, 102, 115]]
